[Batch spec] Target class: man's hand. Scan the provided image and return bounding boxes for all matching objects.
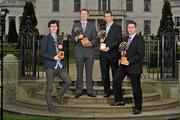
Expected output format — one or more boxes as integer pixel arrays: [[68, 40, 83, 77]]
[[54, 54, 61, 61], [58, 44, 63, 49], [78, 34, 84, 39], [100, 47, 110, 52], [100, 38, 104, 43]]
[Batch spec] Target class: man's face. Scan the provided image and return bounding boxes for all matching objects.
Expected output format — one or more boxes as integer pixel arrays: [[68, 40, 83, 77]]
[[104, 13, 113, 24], [80, 10, 88, 21], [49, 23, 58, 33], [127, 24, 137, 35]]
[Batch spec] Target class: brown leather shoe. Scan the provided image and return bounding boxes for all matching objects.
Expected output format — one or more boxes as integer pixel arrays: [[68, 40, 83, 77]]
[[48, 106, 58, 113]]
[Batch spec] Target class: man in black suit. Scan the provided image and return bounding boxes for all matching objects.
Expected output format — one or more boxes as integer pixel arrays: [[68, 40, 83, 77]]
[[111, 20, 145, 115], [41, 20, 72, 113], [71, 9, 97, 98], [99, 10, 122, 98]]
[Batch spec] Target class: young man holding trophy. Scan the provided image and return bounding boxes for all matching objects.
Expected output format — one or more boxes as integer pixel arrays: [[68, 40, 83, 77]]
[[40, 20, 72, 113], [99, 10, 122, 98], [111, 21, 145, 115], [71, 9, 97, 98]]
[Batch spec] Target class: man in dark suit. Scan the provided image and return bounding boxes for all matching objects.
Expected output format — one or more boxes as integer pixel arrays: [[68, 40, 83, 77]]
[[111, 20, 145, 115], [41, 20, 72, 112], [99, 10, 122, 98], [71, 9, 97, 98]]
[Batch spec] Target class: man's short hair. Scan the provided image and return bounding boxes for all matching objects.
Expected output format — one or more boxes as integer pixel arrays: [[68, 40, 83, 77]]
[[104, 10, 112, 16], [48, 20, 58, 28], [127, 20, 137, 27], [80, 8, 89, 14]]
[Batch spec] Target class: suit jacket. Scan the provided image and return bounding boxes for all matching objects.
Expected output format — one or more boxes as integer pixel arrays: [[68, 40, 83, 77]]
[[71, 21, 97, 58], [123, 34, 145, 74], [40, 33, 65, 69], [99, 23, 122, 60]]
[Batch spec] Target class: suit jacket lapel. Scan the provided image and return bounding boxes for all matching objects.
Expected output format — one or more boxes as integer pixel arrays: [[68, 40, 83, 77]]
[[84, 22, 89, 35], [48, 33, 56, 46], [131, 34, 138, 44], [106, 23, 114, 37]]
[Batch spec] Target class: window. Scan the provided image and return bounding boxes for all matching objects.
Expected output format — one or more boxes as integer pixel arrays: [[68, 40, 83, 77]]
[[74, 0, 81, 11], [98, 0, 101, 11], [144, 0, 151, 12], [175, 17, 180, 26], [126, 0, 133, 12], [98, 0, 111, 11], [52, 0, 59, 12], [144, 20, 151, 35]]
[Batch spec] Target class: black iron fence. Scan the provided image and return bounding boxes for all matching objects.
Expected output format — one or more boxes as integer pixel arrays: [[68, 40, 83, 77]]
[[142, 36, 160, 79], [2, 35, 180, 80]]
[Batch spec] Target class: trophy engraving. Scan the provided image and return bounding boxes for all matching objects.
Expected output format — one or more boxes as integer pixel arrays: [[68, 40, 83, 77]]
[[56, 35, 64, 59], [74, 27, 90, 46], [98, 30, 107, 50], [119, 42, 129, 65]]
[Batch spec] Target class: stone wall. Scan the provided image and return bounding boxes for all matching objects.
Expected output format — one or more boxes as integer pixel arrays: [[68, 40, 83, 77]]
[[3, 54, 19, 104]]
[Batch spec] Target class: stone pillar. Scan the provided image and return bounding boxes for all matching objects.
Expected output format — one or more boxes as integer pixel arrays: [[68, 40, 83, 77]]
[[3, 54, 19, 104], [176, 60, 180, 101]]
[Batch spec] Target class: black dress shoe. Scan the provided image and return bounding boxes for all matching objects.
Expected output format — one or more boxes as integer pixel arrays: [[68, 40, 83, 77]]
[[111, 101, 125, 106], [87, 94, 96, 97], [75, 94, 82, 98], [132, 109, 141, 115], [104, 94, 110, 98]]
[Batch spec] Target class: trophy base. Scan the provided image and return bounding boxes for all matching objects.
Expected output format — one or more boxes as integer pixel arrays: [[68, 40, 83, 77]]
[[120, 56, 128, 65], [81, 38, 90, 46], [100, 43, 106, 50], [57, 51, 64, 59]]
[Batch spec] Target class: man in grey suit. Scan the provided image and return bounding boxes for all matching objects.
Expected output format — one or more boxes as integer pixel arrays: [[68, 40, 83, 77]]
[[71, 9, 97, 98], [41, 20, 72, 113]]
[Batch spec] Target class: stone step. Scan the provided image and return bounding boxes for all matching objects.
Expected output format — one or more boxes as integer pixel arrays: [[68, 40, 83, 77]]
[[36, 92, 161, 104], [4, 104, 180, 120], [55, 86, 133, 95], [54, 79, 127, 86], [16, 97, 179, 113]]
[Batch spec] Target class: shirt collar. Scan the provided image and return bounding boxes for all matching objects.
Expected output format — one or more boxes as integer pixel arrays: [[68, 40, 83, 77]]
[[129, 33, 136, 39], [81, 20, 87, 24], [106, 21, 113, 27], [51, 32, 57, 40]]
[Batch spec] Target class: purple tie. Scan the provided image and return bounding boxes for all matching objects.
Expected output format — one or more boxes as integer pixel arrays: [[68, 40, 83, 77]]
[[127, 37, 132, 45]]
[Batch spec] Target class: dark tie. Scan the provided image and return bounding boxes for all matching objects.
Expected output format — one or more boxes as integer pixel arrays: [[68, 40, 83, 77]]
[[127, 37, 132, 45]]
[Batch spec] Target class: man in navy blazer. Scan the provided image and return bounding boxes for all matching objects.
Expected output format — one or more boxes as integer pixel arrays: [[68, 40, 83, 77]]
[[71, 9, 97, 98], [111, 20, 145, 115], [40, 20, 72, 113], [99, 10, 122, 98]]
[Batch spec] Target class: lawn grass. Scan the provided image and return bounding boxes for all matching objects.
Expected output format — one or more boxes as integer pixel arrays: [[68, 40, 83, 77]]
[[3, 112, 68, 120]]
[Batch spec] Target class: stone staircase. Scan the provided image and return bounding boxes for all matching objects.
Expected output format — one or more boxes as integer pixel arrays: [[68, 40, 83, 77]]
[[4, 79, 180, 120], [3, 60, 180, 120]]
